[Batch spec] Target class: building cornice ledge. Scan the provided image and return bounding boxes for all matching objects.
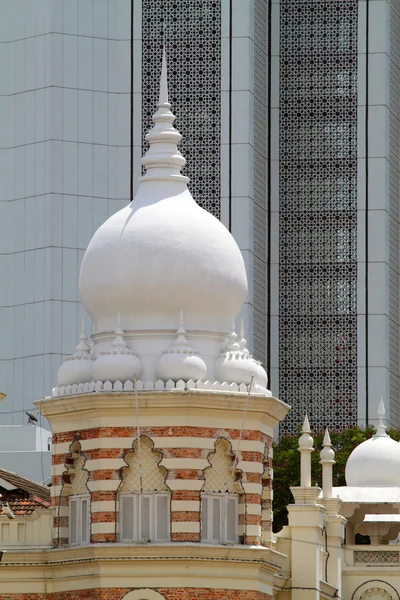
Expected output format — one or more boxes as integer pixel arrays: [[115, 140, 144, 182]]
[[0, 543, 286, 573], [35, 391, 290, 427]]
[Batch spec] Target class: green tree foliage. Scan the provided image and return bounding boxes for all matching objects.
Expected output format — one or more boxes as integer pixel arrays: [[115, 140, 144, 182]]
[[272, 426, 400, 533]]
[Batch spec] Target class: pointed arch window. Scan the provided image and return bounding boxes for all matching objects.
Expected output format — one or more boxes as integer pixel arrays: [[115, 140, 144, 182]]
[[63, 441, 90, 546], [119, 437, 170, 543], [201, 439, 240, 544]]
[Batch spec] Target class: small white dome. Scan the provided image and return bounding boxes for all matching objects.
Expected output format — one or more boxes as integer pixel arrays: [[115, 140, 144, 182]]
[[214, 329, 268, 390], [156, 312, 207, 382], [92, 325, 142, 384], [345, 400, 400, 487], [58, 320, 94, 386]]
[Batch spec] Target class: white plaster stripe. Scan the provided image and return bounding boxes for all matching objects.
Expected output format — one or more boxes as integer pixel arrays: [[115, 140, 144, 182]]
[[52, 457, 125, 475], [160, 458, 209, 469], [171, 522, 200, 533], [52, 437, 266, 457], [262, 488, 272, 500], [87, 480, 120, 492], [166, 480, 204, 491], [245, 525, 262, 537], [262, 510, 272, 521], [171, 500, 200, 512], [236, 461, 263, 474], [51, 485, 63, 497], [57, 527, 69, 538], [242, 483, 262, 494], [91, 501, 116, 513], [238, 503, 261, 516], [91, 522, 116, 535]]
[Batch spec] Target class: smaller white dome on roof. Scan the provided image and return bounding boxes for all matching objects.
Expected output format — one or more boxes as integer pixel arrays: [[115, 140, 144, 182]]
[[214, 324, 268, 390], [156, 311, 207, 383], [58, 318, 94, 386], [345, 400, 400, 487], [92, 318, 142, 383]]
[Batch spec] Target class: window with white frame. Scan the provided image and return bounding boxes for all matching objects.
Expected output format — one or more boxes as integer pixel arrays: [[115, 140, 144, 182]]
[[201, 493, 238, 544], [69, 495, 90, 545], [120, 492, 170, 542]]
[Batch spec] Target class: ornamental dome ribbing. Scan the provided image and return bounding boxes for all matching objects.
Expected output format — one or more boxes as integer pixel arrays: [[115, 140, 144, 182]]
[[345, 400, 400, 487], [58, 319, 94, 386], [78, 52, 247, 339]]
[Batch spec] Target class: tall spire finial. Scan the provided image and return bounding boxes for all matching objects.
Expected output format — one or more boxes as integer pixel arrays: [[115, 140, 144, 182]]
[[139, 47, 189, 185], [376, 398, 387, 437], [320, 428, 335, 499], [298, 415, 314, 487], [158, 46, 169, 107]]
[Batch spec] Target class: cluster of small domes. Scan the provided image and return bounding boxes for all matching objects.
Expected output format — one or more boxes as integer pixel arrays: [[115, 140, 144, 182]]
[[58, 313, 269, 393]]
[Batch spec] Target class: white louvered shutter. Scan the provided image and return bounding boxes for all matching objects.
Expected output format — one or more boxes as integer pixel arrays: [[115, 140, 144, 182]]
[[122, 495, 135, 540], [141, 496, 151, 539], [226, 496, 237, 543], [201, 496, 208, 541], [212, 496, 221, 542], [81, 497, 89, 544], [155, 494, 169, 541], [69, 498, 78, 545]]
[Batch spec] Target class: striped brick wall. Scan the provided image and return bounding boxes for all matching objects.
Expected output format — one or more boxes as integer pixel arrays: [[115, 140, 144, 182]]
[[0, 589, 273, 600], [51, 426, 273, 547]]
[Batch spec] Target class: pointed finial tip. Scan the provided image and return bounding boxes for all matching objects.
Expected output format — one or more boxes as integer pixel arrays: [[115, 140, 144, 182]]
[[239, 317, 244, 338], [378, 397, 385, 417], [158, 45, 169, 106], [323, 428, 331, 446], [81, 315, 86, 334], [302, 414, 310, 433]]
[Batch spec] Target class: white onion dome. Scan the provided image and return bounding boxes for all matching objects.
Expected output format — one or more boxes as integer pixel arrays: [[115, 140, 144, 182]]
[[345, 400, 400, 487], [92, 322, 142, 383], [156, 311, 207, 382], [214, 327, 267, 390], [58, 319, 94, 386], [78, 51, 247, 336]]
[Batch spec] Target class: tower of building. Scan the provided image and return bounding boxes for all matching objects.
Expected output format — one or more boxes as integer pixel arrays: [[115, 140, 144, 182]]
[[2, 0, 399, 441], [31, 54, 290, 599]]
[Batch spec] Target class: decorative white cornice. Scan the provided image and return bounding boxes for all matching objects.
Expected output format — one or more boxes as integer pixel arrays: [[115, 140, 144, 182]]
[[35, 390, 290, 427]]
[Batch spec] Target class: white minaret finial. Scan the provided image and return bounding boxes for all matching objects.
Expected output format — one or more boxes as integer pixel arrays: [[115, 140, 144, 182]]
[[140, 47, 189, 185], [376, 398, 387, 437], [175, 309, 189, 345], [226, 319, 240, 352], [76, 316, 90, 352], [238, 318, 249, 355], [112, 312, 127, 348], [320, 428, 335, 499], [81, 315, 86, 336], [158, 46, 169, 107], [298, 415, 314, 487]]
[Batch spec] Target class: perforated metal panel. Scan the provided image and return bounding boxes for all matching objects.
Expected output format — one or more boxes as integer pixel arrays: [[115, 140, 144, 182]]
[[389, 0, 400, 427], [141, 0, 221, 218], [253, 0, 267, 363], [279, 0, 358, 434]]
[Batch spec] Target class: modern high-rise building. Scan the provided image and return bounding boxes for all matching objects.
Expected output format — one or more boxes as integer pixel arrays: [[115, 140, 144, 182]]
[[0, 0, 399, 434]]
